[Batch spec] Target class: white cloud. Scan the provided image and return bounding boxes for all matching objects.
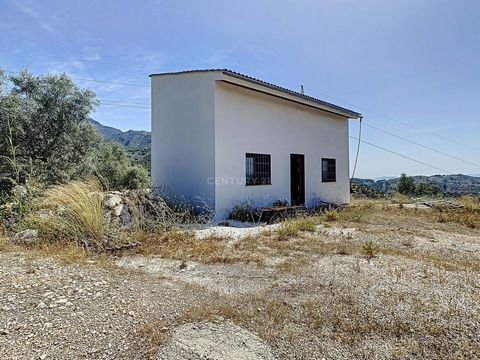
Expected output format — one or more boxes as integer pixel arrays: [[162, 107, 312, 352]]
[[8, 0, 64, 39]]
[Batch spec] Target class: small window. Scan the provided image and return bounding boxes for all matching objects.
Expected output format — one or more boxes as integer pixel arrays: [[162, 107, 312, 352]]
[[322, 158, 336, 182], [246, 153, 271, 185]]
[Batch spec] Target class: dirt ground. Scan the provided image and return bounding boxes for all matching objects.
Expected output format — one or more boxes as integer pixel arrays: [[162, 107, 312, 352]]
[[1, 201, 479, 359]]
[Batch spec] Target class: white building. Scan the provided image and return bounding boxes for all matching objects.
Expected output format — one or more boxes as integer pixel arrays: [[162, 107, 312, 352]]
[[150, 69, 361, 220]]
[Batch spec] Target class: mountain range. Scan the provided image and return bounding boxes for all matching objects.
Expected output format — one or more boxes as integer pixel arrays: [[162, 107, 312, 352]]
[[90, 120, 480, 195], [89, 119, 151, 169], [353, 174, 480, 195]]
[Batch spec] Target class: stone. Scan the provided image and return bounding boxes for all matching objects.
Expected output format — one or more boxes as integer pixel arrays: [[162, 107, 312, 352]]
[[12, 185, 27, 197], [112, 204, 124, 217], [104, 194, 122, 208], [12, 229, 38, 245], [119, 205, 135, 229], [37, 302, 47, 309]]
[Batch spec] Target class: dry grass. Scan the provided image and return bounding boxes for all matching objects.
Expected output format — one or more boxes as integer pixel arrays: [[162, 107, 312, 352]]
[[379, 246, 480, 272], [132, 229, 264, 264], [462, 195, 480, 212], [136, 320, 171, 358], [25, 178, 107, 242], [178, 282, 478, 359], [275, 216, 317, 239], [29, 241, 90, 264], [0, 236, 14, 252]]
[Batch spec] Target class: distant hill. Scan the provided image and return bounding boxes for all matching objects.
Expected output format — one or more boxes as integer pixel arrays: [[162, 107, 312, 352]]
[[89, 119, 151, 170], [353, 174, 480, 195]]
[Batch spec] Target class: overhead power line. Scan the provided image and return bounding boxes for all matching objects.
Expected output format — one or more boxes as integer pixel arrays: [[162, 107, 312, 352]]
[[100, 99, 150, 106], [74, 78, 149, 88], [99, 102, 149, 109], [4, 69, 150, 88], [363, 123, 480, 169], [309, 89, 480, 152], [0, 49, 163, 71], [350, 136, 451, 174]]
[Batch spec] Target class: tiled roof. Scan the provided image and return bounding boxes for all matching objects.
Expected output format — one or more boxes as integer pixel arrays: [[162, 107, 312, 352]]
[[150, 69, 361, 118]]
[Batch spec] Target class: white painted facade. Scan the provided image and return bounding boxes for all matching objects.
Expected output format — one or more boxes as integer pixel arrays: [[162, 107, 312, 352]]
[[151, 70, 361, 220]]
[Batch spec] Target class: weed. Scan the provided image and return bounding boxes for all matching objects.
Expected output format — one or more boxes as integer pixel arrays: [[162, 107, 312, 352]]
[[25, 178, 107, 244], [362, 240, 379, 259], [275, 217, 317, 239], [136, 320, 170, 356], [324, 209, 338, 221]]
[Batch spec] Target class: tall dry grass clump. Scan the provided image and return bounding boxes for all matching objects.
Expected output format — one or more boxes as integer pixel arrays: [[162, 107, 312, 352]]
[[27, 178, 107, 243], [462, 195, 480, 212]]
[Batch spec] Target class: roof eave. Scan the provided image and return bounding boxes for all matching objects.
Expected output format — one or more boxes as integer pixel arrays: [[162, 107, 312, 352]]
[[149, 69, 362, 119], [221, 70, 361, 119]]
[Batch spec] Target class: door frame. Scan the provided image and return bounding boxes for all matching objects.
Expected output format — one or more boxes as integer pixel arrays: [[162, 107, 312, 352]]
[[290, 154, 305, 206]]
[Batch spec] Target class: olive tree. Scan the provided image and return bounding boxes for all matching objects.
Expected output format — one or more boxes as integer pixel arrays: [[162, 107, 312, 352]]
[[0, 69, 100, 186]]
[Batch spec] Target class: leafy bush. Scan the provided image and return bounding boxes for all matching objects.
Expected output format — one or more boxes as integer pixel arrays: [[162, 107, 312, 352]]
[[0, 180, 44, 232], [228, 201, 261, 222], [94, 142, 149, 190], [397, 173, 441, 197], [122, 165, 150, 190]]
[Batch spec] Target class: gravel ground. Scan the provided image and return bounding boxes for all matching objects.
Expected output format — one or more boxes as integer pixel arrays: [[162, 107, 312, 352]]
[[0, 253, 204, 359], [1, 208, 480, 359]]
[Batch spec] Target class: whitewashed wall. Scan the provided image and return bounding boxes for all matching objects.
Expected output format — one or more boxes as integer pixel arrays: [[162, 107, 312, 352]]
[[151, 72, 218, 211], [214, 81, 350, 219]]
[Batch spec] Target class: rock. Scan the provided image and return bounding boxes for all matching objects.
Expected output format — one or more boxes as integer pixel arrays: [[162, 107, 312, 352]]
[[12, 185, 27, 197], [37, 302, 47, 309], [12, 229, 38, 245], [112, 204, 124, 217], [119, 205, 135, 230], [104, 195, 122, 208]]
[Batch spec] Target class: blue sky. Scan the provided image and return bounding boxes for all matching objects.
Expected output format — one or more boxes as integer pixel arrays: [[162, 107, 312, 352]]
[[1, 0, 479, 178]]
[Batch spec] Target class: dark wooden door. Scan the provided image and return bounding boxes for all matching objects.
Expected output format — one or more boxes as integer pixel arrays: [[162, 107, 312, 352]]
[[290, 154, 305, 206]]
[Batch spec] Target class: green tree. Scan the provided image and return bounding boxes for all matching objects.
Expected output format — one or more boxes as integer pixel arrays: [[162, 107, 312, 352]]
[[0, 69, 100, 184], [94, 141, 149, 190], [397, 173, 416, 195], [414, 182, 441, 196]]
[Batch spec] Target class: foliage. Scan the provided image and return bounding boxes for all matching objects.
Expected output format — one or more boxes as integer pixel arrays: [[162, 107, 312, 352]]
[[324, 209, 338, 221], [0, 182, 42, 231], [0, 69, 100, 185], [397, 173, 441, 197], [276, 217, 317, 238], [397, 173, 416, 195], [228, 200, 261, 222], [362, 240, 379, 258], [94, 141, 149, 190]]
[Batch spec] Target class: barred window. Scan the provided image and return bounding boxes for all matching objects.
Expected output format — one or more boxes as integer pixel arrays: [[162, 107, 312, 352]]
[[322, 158, 336, 182], [246, 153, 271, 186]]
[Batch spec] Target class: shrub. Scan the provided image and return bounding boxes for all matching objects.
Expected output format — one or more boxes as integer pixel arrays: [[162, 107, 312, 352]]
[[25, 179, 107, 244], [276, 217, 317, 239], [94, 141, 149, 190], [462, 196, 480, 212], [228, 201, 261, 222], [362, 240, 379, 259], [122, 165, 149, 190], [0, 182, 42, 232], [324, 209, 338, 221]]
